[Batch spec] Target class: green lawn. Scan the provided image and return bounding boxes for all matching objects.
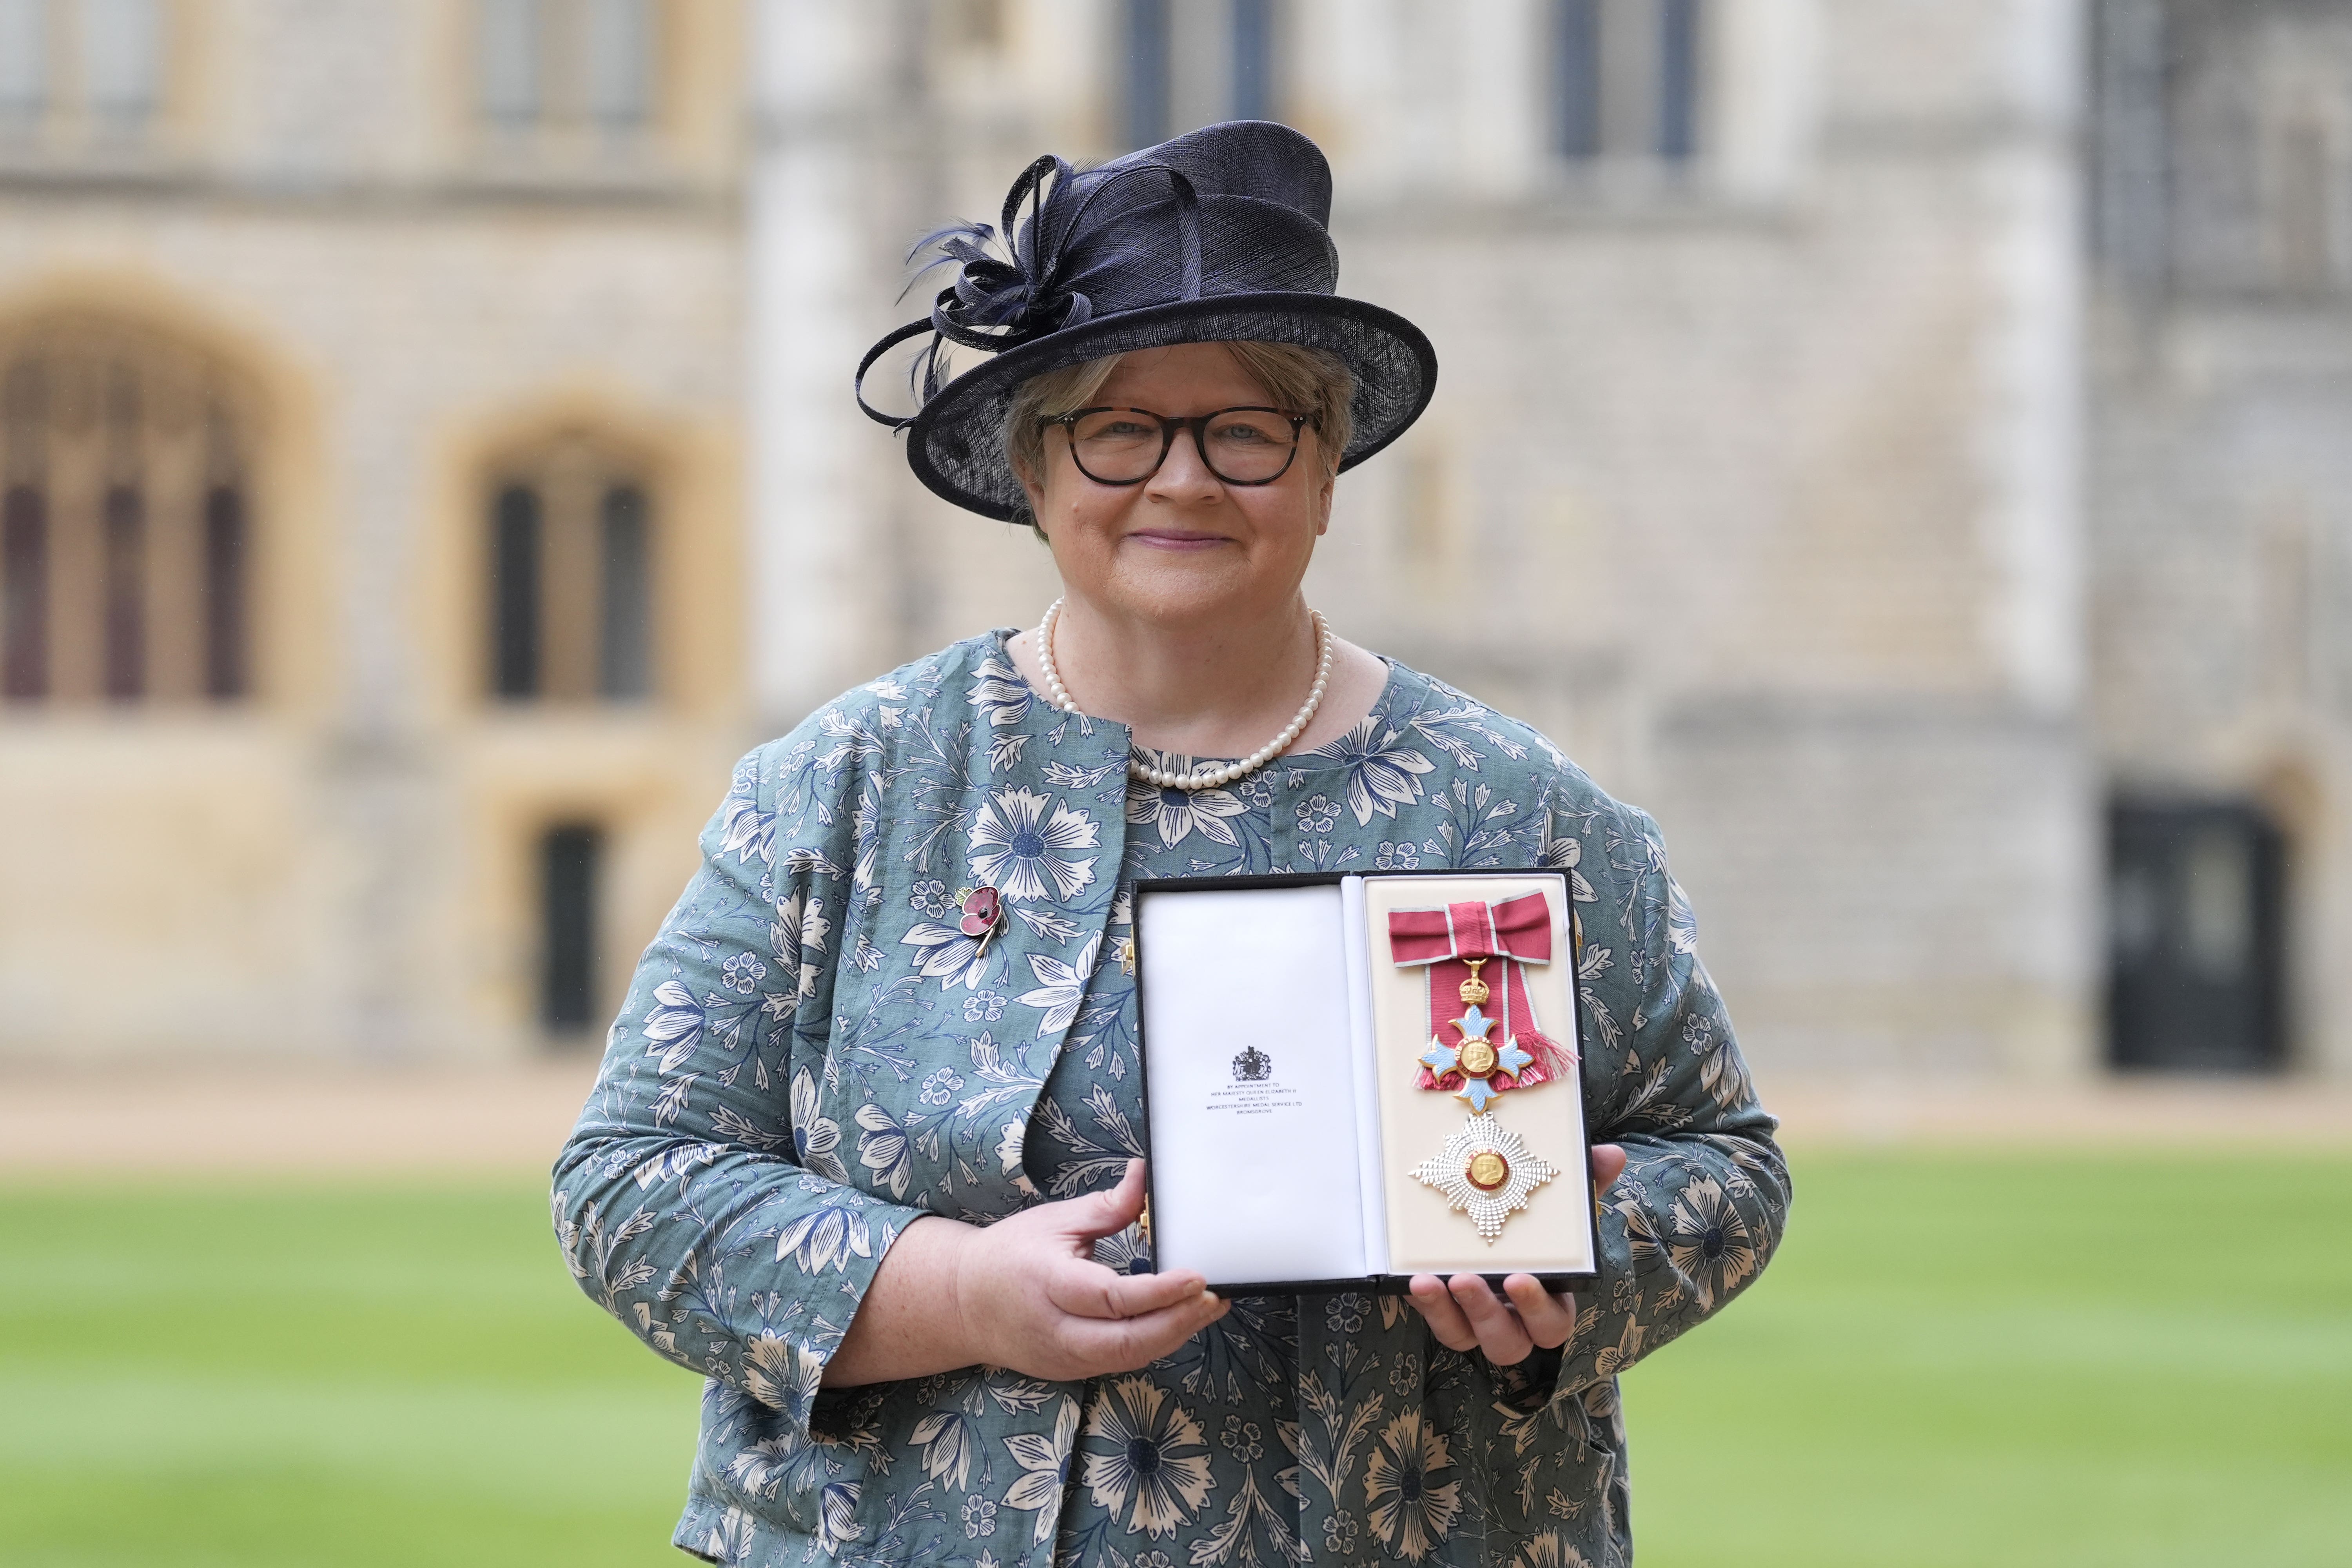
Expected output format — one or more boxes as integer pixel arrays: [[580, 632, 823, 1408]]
[[1, 1155, 2346, 1566], [1625, 1154, 2352, 1568]]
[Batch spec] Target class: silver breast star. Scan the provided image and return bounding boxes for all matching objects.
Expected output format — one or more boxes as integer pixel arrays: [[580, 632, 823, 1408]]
[[1409, 1113, 1561, 1242]]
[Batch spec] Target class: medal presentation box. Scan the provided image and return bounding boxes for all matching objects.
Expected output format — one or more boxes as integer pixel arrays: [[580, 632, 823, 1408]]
[[1134, 870, 1598, 1295]]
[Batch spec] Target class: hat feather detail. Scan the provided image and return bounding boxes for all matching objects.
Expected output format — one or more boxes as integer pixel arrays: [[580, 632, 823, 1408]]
[[899, 155, 1096, 402]]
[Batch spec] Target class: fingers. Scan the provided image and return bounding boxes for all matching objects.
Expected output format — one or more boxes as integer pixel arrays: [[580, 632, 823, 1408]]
[[1446, 1273, 1534, 1364], [1065, 1287, 1230, 1370], [1501, 1274, 1577, 1350], [1591, 1142, 1628, 1192], [1051, 1256, 1209, 1323], [1404, 1274, 1579, 1364], [1405, 1273, 1479, 1352], [1054, 1279, 1232, 1373], [1061, 1158, 1148, 1243]]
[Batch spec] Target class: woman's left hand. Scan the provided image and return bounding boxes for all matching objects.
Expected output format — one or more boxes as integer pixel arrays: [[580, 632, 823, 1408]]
[[1403, 1142, 1626, 1366]]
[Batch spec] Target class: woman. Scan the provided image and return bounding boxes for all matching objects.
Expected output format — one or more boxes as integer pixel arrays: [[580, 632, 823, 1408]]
[[557, 121, 1787, 1568]]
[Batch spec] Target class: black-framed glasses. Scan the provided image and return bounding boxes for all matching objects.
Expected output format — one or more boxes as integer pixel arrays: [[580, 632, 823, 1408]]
[[1040, 406, 1311, 487]]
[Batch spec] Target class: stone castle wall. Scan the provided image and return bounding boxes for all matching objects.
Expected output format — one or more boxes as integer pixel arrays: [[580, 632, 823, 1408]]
[[0, 0, 754, 1061], [750, 0, 2103, 1081], [6, 0, 2344, 1080]]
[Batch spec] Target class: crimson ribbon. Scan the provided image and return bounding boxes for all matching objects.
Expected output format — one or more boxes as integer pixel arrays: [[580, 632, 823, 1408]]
[[1387, 892, 1577, 1093]]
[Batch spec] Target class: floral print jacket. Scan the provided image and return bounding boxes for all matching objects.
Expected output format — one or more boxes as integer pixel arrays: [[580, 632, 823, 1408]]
[[554, 631, 1788, 1568]]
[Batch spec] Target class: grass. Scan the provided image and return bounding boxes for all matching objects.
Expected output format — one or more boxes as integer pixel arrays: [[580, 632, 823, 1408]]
[[1625, 1153, 2352, 1568], [0, 1182, 696, 1567], [0, 1155, 2346, 1566]]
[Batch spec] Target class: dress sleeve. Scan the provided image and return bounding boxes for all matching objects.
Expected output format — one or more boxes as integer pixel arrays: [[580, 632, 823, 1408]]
[[551, 738, 927, 1444], [1551, 802, 1792, 1398]]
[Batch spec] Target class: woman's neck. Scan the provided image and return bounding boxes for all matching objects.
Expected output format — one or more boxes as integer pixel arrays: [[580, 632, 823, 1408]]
[[1007, 592, 1388, 760]]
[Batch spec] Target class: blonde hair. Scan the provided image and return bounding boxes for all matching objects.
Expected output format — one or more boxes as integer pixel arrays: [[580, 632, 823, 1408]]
[[1001, 341, 1356, 535]]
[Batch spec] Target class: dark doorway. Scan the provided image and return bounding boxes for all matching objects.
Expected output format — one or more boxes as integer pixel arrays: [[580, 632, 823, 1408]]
[[541, 824, 602, 1037], [2107, 799, 2285, 1073]]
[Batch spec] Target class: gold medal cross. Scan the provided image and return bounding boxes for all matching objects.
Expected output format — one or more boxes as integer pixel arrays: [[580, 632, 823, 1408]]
[[1416, 962, 1535, 1113]]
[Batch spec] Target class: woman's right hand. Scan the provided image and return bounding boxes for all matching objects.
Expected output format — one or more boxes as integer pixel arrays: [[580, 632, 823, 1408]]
[[824, 1157, 1229, 1387], [949, 1158, 1230, 1383]]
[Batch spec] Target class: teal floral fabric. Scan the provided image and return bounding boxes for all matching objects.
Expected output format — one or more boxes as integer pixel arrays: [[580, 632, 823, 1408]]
[[554, 631, 1788, 1568]]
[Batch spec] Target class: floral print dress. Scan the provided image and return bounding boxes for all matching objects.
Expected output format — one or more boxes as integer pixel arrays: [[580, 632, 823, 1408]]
[[1020, 671, 1458, 1562], [555, 632, 1788, 1568]]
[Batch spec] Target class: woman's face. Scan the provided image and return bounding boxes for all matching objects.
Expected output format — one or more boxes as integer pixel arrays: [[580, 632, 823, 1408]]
[[1021, 343, 1336, 628]]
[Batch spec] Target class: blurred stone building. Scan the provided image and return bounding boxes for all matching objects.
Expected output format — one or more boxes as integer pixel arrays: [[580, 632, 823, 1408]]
[[2086, 0, 2352, 1078], [754, 0, 2107, 1084], [3, 0, 2344, 1081], [755, 0, 2349, 1083], [0, 0, 750, 1060]]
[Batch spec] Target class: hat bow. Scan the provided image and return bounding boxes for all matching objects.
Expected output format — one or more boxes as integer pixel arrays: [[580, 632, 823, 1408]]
[[857, 155, 1204, 430]]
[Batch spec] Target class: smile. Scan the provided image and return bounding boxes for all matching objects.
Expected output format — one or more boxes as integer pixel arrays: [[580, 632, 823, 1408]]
[[1126, 530, 1230, 551]]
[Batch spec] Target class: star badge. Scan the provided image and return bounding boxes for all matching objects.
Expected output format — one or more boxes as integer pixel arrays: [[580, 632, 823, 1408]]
[[1409, 1113, 1560, 1242]]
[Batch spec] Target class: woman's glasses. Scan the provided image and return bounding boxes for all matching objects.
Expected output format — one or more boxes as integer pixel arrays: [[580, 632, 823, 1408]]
[[1040, 406, 1312, 487]]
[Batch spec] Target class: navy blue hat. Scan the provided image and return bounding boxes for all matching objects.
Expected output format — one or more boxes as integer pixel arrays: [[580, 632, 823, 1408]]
[[857, 120, 1438, 523]]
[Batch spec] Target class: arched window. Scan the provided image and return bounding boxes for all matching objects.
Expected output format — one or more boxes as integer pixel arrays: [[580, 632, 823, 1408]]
[[485, 434, 654, 703], [0, 316, 252, 705]]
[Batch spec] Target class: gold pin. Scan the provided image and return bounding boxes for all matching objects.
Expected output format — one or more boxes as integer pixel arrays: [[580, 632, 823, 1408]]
[[1466, 1150, 1511, 1192]]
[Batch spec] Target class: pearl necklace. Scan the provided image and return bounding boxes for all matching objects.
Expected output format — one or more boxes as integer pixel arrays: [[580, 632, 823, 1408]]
[[1033, 597, 1333, 793]]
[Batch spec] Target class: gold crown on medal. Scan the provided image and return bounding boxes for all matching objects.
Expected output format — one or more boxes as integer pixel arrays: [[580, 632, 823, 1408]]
[[1457, 957, 1492, 1007]]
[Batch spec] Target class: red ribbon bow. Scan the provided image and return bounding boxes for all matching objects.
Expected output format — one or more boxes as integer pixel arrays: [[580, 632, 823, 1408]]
[[1387, 892, 1576, 1092]]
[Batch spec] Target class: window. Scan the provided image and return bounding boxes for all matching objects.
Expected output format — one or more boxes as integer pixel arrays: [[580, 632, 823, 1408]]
[[82, 0, 162, 129], [2107, 800, 2286, 1072], [583, 0, 653, 129], [0, 0, 46, 123], [477, 0, 657, 138], [1231, 0, 1276, 123], [490, 484, 542, 697], [2096, 0, 2352, 298], [541, 824, 602, 1034], [1123, 0, 1171, 149], [1552, 0, 1704, 165], [0, 0, 164, 140], [2, 485, 44, 698], [598, 482, 651, 699], [1120, 0, 1282, 150], [0, 316, 253, 706], [202, 484, 245, 697], [479, 0, 541, 129], [485, 436, 655, 703], [101, 480, 140, 697], [2087, 0, 2170, 286]]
